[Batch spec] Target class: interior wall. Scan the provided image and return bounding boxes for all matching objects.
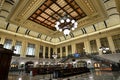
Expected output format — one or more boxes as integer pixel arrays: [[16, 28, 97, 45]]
[[0, 27, 120, 58], [0, 32, 54, 58], [56, 28, 120, 55]]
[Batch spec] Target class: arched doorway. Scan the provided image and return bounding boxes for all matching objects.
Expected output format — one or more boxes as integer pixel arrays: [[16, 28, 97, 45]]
[[10, 61, 19, 70], [25, 61, 34, 73]]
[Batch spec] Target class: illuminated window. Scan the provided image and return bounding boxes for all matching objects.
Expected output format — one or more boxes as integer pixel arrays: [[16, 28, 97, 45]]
[[4, 39, 12, 49], [14, 41, 22, 54], [26, 43, 35, 56]]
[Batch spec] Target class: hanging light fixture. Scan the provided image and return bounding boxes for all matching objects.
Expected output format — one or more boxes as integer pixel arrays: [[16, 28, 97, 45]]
[[55, 15, 78, 36], [99, 46, 110, 53]]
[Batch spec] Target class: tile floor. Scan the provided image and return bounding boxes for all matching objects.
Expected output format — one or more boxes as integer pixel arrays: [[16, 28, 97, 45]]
[[8, 70, 120, 80]]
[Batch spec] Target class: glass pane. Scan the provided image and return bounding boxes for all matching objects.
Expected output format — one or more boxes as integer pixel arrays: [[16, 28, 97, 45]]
[[112, 34, 120, 53], [45, 47, 48, 58], [50, 4, 60, 11], [36, 9, 42, 14], [64, 5, 71, 11], [26, 43, 35, 55], [39, 45, 43, 58], [45, 8, 54, 15], [62, 46, 65, 52], [57, 48, 60, 53], [40, 5, 47, 11], [14, 41, 22, 54], [32, 14, 37, 18], [45, 0, 52, 6], [70, 11, 78, 17], [40, 13, 49, 19], [90, 40, 98, 54], [57, 0, 67, 7], [3, 39, 12, 49], [37, 16, 45, 22]]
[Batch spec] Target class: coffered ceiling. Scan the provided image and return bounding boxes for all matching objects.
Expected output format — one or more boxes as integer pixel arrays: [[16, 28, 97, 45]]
[[0, 0, 120, 44], [29, 0, 87, 31], [8, 0, 107, 37]]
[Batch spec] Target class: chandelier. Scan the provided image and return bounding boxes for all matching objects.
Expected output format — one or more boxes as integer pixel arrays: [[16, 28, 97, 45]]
[[99, 47, 109, 53], [55, 15, 78, 36]]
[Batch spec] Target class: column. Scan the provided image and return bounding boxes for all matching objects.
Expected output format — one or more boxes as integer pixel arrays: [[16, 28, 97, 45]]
[[0, 35, 5, 44], [43, 46, 45, 59], [96, 38, 102, 55], [84, 39, 91, 55], [72, 43, 76, 54], [65, 46, 68, 56], [21, 39, 27, 57], [11, 38, 16, 45], [48, 46, 51, 58], [60, 47, 62, 58], [35, 44, 40, 59], [107, 36, 116, 53]]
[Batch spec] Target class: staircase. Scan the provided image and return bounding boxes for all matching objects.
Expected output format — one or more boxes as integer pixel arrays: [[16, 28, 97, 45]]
[[87, 54, 120, 71]]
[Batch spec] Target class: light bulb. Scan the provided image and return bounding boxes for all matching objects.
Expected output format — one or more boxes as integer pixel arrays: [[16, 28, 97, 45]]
[[55, 25, 58, 28], [71, 20, 75, 23], [103, 50, 106, 53], [106, 48, 109, 50], [66, 18, 70, 22], [74, 22, 78, 25], [72, 27, 75, 30], [56, 26, 59, 30], [56, 21, 60, 25], [63, 29, 70, 35], [59, 29, 62, 32], [60, 19, 64, 23], [74, 25, 77, 28]]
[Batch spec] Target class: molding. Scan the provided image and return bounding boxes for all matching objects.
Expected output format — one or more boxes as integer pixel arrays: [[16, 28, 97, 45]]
[[0, 24, 119, 45], [8, 0, 108, 37]]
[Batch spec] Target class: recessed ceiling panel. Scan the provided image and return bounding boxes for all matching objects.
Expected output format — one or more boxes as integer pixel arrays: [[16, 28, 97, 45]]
[[29, 0, 87, 31]]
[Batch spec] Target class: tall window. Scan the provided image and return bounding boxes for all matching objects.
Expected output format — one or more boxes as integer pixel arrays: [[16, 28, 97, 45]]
[[100, 37, 111, 54], [45, 47, 49, 58], [62, 46, 66, 57], [112, 34, 120, 53], [57, 48, 60, 58], [76, 43, 84, 54], [26, 43, 35, 56], [90, 40, 98, 54], [62, 46, 66, 53], [14, 41, 22, 55], [68, 45, 72, 55], [100, 37, 109, 47], [50, 48, 53, 59], [4, 39, 12, 49], [57, 48, 60, 53], [39, 45, 43, 58]]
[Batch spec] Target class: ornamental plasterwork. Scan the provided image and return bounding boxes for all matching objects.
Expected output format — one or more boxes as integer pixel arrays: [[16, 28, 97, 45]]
[[8, 0, 108, 37]]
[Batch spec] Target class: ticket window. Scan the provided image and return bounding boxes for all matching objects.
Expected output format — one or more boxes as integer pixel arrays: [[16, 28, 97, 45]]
[[94, 63, 100, 68]]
